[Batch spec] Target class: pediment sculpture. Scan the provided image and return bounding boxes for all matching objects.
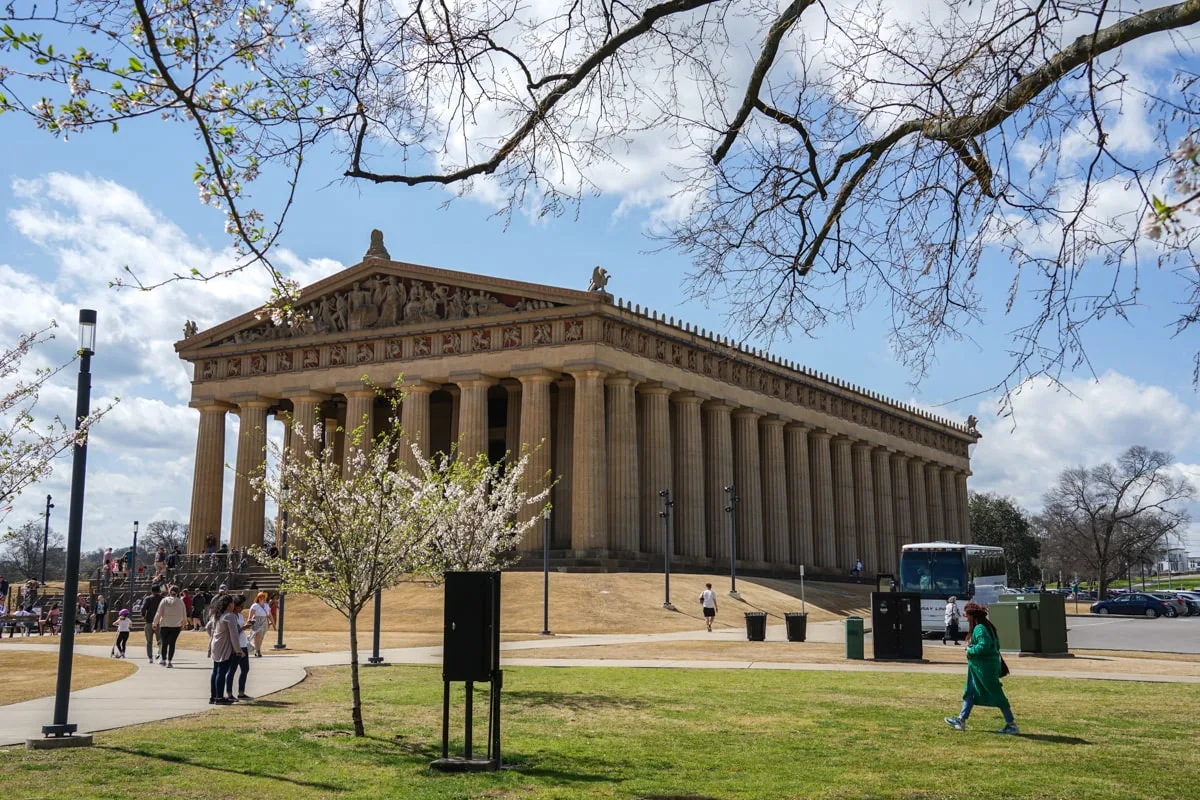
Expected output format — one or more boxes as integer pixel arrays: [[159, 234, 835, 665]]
[[216, 274, 559, 345]]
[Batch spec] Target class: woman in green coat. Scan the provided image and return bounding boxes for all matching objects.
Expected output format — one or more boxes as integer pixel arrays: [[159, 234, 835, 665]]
[[944, 603, 1019, 734]]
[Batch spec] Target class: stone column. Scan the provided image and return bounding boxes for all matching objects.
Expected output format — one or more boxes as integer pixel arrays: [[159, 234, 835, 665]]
[[504, 382, 521, 463], [606, 375, 640, 554], [851, 441, 876, 573], [230, 396, 270, 549], [285, 391, 328, 462], [570, 367, 608, 551], [731, 409, 764, 563], [399, 380, 435, 473], [872, 448, 897, 575], [925, 461, 945, 540], [941, 467, 960, 542], [759, 416, 789, 565], [908, 458, 929, 543], [956, 472, 971, 544], [808, 429, 836, 568], [702, 400, 734, 561], [638, 384, 673, 554], [454, 372, 496, 461], [784, 423, 814, 566], [325, 414, 344, 473], [448, 387, 460, 448], [553, 379, 574, 547], [187, 402, 229, 553], [830, 436, 857, 572], [671, 392, 706, 559], [341, 388, 376, 475], [890, 453, 913, 550], [515, 369, 554, 550]]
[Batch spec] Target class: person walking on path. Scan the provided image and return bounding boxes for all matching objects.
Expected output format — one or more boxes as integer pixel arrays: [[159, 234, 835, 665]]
[[699, 583, 719, 632], [206, 595, 242, 704], [943, 596, 962, 645], [95, 594, 107, 632], [852, 559, 864, 581], [944, 602, 1020, 734], [248, 592, 271, 656], [153, 587, 187, 668], [224, 595, 252, 700], [113, 609, 131, 658], [140, 585, 164, 663]]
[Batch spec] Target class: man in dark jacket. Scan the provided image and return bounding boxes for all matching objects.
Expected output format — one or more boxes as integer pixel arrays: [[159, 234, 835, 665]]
[[141, 585, 163, 663]]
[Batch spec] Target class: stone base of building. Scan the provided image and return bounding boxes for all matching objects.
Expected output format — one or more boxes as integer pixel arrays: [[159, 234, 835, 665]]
[[512, 550, 856, 581]]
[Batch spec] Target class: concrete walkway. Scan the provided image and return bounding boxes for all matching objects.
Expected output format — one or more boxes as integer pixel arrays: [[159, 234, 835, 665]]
[[4, 621, 1198, 746]]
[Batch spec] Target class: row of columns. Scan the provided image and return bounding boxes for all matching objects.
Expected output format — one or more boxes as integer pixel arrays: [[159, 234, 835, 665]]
[[188, 369, 971, 575]]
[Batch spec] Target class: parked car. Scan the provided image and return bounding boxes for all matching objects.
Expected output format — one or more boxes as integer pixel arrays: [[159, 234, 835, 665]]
[[1175, 591, 1200, 616], [1090, 593, 1169, 618], [1148, 593, 1190, 618]]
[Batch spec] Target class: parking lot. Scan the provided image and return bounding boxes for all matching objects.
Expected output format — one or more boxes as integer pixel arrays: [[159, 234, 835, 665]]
[[1068, 614, 1200, 654]]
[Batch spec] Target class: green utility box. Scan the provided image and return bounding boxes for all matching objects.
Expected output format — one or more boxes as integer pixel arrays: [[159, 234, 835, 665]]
[[845, 616, 864, 660], [994, 593, 1069, 655]]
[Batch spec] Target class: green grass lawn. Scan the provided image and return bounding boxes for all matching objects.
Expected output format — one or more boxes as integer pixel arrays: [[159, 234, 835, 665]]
[[3, 665, 1198, 799]]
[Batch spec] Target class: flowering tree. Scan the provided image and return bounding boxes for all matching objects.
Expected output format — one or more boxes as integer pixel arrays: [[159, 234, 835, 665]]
[[1145, 132, 1200, 242], [418, 447, 552, 575], [1, 323, 112, 526]]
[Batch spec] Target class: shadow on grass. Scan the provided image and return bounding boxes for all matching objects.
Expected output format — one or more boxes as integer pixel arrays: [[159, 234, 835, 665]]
[[382, 735, 616, 784], [102, 745, 345, 791], [245, 700, 295, 708], [1014, 733, 1091, 745], [504, 689, 649, 711]]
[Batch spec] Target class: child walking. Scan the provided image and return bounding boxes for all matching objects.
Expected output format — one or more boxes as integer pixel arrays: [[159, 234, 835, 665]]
[[113, 609, 131, 658]]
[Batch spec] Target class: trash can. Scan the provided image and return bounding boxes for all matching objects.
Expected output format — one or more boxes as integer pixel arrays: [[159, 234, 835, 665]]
[[845, 616, 864, 660], [745, 611, 767, 642], [784, 612, 808, 642]]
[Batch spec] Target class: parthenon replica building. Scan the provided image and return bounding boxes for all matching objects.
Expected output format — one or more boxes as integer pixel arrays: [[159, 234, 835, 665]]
[[176, 232, 979, 577]]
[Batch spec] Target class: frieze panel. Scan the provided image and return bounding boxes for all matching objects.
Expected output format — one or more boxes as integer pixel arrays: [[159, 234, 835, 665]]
[[329, 344, 346, 367], [278, 351, 294, 372], [385, 339, 403, 360], [502, 326, 521, 349], [302, 348, 320, 369], [227, 358, 242, 378], [472, 329, 492, 351], [215, 274, 562, 345]]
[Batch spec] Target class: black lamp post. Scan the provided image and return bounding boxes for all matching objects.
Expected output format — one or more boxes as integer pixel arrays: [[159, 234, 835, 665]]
[[130, 520, 138, 597], [541, 507, 552, 636], [41, 309, 96, 743], [274, 509, 288, 650], [40, 494, 54, 585], [724, 484, 740, 599], [659, 489, 675, 610], [368, 587, 384, 664]]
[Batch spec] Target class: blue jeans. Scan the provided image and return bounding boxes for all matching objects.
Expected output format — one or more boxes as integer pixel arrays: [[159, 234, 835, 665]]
[[959, 688, 1014, 725], [225, 652, 249, 695], [211, 658, 234, 699]]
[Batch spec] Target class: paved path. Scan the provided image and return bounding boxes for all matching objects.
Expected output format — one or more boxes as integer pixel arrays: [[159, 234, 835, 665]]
[[3, 620, 1198, 746]]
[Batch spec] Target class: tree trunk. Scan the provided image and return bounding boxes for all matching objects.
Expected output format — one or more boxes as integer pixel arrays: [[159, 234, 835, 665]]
[[349, 607, 364, 737]]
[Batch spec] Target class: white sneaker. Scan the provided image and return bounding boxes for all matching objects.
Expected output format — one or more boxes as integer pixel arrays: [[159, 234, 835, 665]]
[[944, 716, 965, 731], [997, 723, 1020, 735]]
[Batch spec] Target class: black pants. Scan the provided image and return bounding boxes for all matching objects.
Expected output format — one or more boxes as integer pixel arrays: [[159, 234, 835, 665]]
[[225, 652, 250, 695], [944, 622, 961, 644], [116, 631, 129, 655], [160, 626, 182, 662]]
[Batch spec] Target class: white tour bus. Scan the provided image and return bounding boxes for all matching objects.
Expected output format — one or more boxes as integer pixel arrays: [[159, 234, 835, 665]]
[[898, 542, 1007, 635]]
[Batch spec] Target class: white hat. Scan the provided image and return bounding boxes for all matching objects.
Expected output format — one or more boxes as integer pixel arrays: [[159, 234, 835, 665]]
[[218, 584, 228, 591]]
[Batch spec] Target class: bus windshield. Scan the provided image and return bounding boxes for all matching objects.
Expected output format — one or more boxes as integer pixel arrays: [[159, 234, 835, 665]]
[[899, 550, 968, 596]]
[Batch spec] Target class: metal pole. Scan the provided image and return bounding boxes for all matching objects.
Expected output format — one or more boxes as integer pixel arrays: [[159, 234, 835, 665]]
[[42, 311, 95, 739], [40, 494, 53, 585], [274, 509, 288, 649], [541, 509, 552, 636], [659, 489, 675, 610], [131, 521, 138, 600], [801, 565, 806, 615], [725, 485, 740, 599], [368, 587, 384, 664]]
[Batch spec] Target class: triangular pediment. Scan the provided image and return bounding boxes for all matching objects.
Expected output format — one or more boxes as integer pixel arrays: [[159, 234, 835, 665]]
[[177, 257, 608, 354]]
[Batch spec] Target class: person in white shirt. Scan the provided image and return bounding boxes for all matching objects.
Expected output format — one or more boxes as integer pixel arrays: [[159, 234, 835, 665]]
[[943, 595, 962, 645], [247, 592, 272, 657], [699, 583, 719, 632], [113, 609, 132, 657]]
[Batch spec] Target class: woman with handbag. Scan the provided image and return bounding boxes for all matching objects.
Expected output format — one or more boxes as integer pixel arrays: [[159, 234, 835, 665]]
[[944, 602, 1019, 734], [942, 596, 962, 645]]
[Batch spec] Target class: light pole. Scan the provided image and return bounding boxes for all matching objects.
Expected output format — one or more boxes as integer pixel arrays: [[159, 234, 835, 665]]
[[274, 509, 288, 650], [368, 587, 384, 664], [40, 309, 96, 744], [659, 489, 675, 610], [541, 507, 552, 636], [724, 484, 740, 599], [40, 494, 54, 585]]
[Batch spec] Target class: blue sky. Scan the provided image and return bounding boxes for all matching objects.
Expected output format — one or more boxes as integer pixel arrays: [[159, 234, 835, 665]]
[[3, 54, 1200, 558]]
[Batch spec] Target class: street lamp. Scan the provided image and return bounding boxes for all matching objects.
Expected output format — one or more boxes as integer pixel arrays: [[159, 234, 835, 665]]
[[541, 507, 552, 636], [274, 508, 288, 650], [40, 494, 54, 585], [40, 309, 96, 745], [368, 587, 384, 665], [659, 489, 675, 610], [724, 484, 740, 599]]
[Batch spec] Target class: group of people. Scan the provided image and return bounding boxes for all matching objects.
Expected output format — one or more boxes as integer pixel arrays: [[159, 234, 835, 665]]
[[205, 591, 274, 704]]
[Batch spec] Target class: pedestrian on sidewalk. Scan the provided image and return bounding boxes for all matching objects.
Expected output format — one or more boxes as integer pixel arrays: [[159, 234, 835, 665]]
[[248, 592, 271, 657], [140, 585, 164, 663], [852, 559, 864, 581], [699, 583, 718, 632], [95, 594, 107, 631], [114, 609, 131, 658], [206, 595, 242, 705], [153, 586, 187, 668], [225, 595, 252, 701], [944, 602, 1019, 735], [943, 596, 962, 645]]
